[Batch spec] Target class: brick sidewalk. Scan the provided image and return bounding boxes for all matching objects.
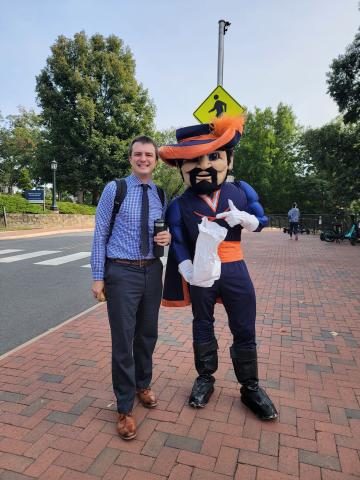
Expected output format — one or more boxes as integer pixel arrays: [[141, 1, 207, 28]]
[[1, 231, 360, 479]]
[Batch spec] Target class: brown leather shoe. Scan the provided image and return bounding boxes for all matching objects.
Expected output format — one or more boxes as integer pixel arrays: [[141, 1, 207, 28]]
[[137, 387, 158, 408], [116, 412, 136, 440]]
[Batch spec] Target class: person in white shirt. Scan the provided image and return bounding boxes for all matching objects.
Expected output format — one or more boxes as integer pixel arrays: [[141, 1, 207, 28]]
[[288, 202, 300, 240]]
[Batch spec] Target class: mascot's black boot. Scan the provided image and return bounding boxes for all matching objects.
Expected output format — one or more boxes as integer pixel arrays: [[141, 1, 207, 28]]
[[189, 340, 218, 408], [230, 345, 278, 420]]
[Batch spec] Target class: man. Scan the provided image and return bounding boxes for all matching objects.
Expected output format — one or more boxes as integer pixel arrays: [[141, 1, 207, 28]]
[[91, 136, 171, 440], [288, 202, 300, 240], [159, 116, 277, 421]]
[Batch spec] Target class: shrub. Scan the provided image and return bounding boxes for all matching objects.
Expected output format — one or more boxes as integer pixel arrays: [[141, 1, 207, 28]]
[[56, 202, 96, 215], [0, 194, 45, 213], [0, 194, 96, 215]]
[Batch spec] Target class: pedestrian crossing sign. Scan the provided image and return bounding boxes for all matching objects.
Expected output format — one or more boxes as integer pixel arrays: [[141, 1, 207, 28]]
[[193, 85, 245, 124]]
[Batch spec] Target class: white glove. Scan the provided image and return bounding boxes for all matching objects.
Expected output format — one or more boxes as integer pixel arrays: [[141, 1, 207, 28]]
[[216, 199, 259, 232], [178, 259, 194, 283]]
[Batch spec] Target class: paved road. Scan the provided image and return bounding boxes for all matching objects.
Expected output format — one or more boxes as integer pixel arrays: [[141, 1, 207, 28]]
[[0, 233, 97, 355]]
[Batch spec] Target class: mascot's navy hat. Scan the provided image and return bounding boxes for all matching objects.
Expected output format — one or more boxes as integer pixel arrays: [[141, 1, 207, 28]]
[[159, 115, 245, 167]]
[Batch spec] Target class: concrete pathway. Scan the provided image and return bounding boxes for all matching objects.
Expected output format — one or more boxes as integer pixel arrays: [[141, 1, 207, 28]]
[[0, 226, 94, 241]]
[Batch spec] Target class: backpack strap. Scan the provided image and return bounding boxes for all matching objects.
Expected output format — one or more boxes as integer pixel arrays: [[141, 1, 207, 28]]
[[156, 185, 165, 208], [107, 178, 127, 243]]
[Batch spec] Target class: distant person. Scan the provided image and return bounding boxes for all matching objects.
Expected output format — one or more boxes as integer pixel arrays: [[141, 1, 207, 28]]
[[288, 202, 300, 240], [208, 95, 227, 117]]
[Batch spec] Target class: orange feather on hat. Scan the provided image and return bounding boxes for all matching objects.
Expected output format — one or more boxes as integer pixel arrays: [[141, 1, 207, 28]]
[[210, 114, 245, 137]]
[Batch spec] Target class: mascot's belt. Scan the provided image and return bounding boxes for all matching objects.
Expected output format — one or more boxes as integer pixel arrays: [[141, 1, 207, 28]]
[[218, 241, 244, 263]]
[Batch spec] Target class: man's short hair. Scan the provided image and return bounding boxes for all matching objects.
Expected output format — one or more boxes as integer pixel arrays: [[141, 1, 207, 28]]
[[293, 202, 297, 208], [128, 135, 158, 159]]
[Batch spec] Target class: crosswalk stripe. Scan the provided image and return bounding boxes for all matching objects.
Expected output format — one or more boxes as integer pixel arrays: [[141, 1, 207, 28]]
[[0, 249, 23, 255], [0, 251, 61, 263], [34, 252, 91, 266]]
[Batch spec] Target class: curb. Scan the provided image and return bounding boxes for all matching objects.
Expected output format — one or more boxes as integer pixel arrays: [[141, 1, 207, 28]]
[[0, 302, 102, 361]]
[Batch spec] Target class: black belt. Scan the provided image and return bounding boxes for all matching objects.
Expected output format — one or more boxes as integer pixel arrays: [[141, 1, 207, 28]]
[[108, 258, 157, 267]]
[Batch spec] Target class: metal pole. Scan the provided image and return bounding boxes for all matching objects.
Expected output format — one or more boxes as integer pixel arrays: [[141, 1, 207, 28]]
[[217, 20, 225, 86], [51, 169, 58, 211], [217, 19, 230, 86]]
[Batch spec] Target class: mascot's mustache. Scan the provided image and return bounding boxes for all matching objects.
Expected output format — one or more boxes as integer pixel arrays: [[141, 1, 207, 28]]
[[189, 166, 221, 194]]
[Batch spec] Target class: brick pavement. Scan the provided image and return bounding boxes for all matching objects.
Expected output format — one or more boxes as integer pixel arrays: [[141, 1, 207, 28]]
[[1, 230, 360, 479]]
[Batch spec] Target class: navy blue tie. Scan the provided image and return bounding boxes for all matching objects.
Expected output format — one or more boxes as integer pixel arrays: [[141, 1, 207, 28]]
[[140, 184, 150, 256]]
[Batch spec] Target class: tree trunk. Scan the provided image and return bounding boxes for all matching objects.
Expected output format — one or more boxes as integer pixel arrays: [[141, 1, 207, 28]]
[[92, 189, 100, 205], [77, 191, 84, 204]]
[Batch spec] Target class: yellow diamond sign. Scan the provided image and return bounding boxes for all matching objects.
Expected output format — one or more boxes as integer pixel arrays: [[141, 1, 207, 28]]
[[193, 85, 245, 124]]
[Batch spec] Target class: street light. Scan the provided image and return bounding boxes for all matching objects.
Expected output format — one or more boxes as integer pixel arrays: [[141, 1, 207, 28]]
[[50, 160, 58, 212]]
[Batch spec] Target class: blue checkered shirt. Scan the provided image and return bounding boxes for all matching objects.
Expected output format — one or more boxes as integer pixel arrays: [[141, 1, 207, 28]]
[[91, 174, 165, 280]]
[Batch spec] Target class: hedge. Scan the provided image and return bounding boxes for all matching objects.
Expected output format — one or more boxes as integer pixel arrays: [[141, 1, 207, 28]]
[[0, 194, 96, 215]]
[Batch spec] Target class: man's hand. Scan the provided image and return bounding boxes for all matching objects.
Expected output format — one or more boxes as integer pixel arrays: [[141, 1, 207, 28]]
[[178, 259, 194, 283], [92, 280, 106, 302], [154, 230, 171, 246], [216, 200, 259, 231]]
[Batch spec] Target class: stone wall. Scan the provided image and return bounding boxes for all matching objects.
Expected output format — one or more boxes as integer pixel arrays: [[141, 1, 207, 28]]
[[4, 213, 95, 228]]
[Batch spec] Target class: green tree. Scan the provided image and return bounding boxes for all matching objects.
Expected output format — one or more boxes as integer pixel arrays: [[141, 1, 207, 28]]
[[233, 104, 301, 212], [0, 108, 43, 193], [327, 28, 360, 124], [299, 119, 360, 210], [152, 128, 185, 200], [36, 31, 155, 204]]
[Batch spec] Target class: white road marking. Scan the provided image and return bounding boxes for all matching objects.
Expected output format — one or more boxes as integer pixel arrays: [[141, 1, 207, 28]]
[[81, 264, 91, 268], [35, 252, 91, 265], [0, 251, 61, 263], [0, 249, 23, 255]]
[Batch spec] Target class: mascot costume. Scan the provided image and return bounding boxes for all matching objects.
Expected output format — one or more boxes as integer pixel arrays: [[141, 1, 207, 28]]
[[159, 115, 278, 420]]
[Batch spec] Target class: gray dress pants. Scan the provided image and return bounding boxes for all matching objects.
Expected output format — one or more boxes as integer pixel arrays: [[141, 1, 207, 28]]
[[105, 259, 163, 413]]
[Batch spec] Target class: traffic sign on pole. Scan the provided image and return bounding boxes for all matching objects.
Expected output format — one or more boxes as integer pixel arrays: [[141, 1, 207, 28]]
[[193, 85, 245, 124]]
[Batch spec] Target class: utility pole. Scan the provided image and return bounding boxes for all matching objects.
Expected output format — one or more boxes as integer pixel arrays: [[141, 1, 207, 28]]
[[217, 19, 231, 86]]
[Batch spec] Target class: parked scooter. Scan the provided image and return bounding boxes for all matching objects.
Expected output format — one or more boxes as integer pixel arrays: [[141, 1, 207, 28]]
[[320, 215, 359, 245]]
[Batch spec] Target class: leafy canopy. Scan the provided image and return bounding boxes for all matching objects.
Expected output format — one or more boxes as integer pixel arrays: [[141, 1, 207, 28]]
[[327, 28, 360, 124], [36, 31, 155, 202]]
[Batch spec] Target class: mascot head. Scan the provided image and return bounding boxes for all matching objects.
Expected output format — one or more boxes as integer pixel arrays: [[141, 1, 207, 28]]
[[159, 115, 245, 194]]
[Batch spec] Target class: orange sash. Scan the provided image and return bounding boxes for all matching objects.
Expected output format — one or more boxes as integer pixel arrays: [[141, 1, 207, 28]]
[[218, 241, 243, 263]]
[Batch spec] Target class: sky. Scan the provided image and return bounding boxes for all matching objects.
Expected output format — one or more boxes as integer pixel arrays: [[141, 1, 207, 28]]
[[0, 0, 359, 131]]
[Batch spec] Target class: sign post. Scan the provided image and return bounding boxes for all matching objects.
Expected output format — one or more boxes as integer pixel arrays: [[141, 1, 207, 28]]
[[217, 19, 231, 86]]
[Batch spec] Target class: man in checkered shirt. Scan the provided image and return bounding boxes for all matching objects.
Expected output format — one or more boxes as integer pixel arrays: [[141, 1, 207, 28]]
[[91, 136, 171, 440]]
